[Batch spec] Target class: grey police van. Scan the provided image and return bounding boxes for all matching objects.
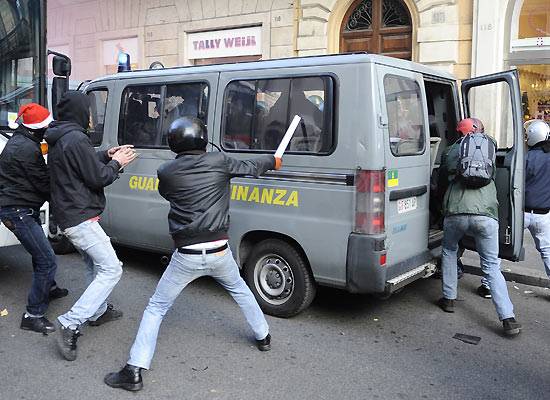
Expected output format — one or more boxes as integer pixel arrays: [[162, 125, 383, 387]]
[[76, 53, 524, 317]]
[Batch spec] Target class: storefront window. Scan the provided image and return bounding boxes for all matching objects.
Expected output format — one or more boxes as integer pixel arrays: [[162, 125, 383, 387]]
[[518, 0, 550, 39], [518, 65, 550, 123]]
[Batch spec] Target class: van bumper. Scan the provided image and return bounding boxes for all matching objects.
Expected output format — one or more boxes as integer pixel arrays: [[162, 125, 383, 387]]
[[346, 233, 436, 294]]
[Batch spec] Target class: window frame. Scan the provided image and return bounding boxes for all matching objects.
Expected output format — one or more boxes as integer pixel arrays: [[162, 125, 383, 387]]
[[383, 73, 426, 157], [86, 87, 109, 147], [220, 74, 336, 156], [117, 80, 210, 150]]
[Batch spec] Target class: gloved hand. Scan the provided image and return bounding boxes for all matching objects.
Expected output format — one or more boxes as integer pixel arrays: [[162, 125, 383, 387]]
[[274, 157, 282, 170]]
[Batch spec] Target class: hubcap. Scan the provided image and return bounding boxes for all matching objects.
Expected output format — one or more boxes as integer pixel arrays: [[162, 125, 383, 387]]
[[253, 254, 294, 305]]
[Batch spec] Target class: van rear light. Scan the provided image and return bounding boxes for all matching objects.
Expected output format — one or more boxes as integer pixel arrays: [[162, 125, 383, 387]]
[[354, 170, 385, 234]]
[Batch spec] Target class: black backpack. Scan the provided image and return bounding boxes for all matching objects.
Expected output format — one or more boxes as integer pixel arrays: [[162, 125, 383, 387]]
[[457, 132, 496, 188]]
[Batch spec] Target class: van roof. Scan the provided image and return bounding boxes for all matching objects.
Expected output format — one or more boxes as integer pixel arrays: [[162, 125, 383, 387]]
[[89, 52, 456, 84]]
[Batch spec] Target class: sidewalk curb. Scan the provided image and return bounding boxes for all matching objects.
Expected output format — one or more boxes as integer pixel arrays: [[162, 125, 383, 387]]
[[462, 264, 550, 289]]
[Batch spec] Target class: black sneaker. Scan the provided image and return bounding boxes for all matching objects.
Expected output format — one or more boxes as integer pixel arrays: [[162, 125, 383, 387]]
[[502, 317, 522, 337], [89, 304, 123, 326], [256, 333, 271, 351], [57, 323, 81, 361], [20, 313, 55, 334], [49, 287, 69, 300], [477, 285, 492, 299], [437, 297, 455, 313], [104, 364, 143, 391]]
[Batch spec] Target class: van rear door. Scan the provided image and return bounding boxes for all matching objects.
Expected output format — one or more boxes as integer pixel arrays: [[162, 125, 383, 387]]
[[377, 65, 431, 267], [460, 70, 524, 261]]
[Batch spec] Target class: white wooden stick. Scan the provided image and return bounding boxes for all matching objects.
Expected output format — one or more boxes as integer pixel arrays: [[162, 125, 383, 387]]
[[275, 115, 301, 158]]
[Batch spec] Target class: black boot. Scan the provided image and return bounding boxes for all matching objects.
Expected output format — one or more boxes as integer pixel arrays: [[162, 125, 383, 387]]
[[89, 304, 123, 326], [256, 333, 271, 351], [57, 323, 81, 361], [49, 287, 69, 300], [20, 313, 55, 334], [104, 364, 143, 391]]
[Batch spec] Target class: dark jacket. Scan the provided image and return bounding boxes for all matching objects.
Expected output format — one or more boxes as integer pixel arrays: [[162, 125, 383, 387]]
[[0, 126, 50, 208], [158, 151, 275, 248], [44, 91, 121, 229], [525, 142, 550, 211]]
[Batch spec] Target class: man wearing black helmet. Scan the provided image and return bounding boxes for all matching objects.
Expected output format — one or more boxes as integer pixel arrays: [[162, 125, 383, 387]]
[[105, 116, 281, 391]]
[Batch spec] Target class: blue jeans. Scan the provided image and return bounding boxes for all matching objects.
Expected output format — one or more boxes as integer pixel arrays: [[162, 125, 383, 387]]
[[128, 248, 269, 370], [524, 211, 550, 278], [442, 214, 514, 320], [57, 220, 122, 328], [0, 207, 57, 317]]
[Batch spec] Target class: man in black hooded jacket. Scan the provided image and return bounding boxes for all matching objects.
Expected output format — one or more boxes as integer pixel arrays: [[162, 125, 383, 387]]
[[44, 91, 136, 361], [0, 103, 68, 334]]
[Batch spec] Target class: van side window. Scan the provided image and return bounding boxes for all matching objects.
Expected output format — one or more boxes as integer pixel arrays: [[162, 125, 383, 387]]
[[162, 83, 209, 146], [222, 76, 333, 154], [87, 89, 108, 147], [118, 85, 162, 148], [384, 75, 425, 156]]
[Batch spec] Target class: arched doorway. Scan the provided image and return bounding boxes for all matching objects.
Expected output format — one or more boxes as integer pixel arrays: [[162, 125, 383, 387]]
[[340, 0, 412, 60]]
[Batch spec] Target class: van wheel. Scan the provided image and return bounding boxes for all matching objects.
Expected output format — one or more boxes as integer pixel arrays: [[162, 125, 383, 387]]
[[244, 239, 316, 318]]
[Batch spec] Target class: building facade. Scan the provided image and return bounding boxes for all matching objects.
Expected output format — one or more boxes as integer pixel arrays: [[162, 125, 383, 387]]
[[47, 0, 548, 121]]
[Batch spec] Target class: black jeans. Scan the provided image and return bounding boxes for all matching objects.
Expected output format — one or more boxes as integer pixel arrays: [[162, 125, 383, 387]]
[[0, 207, 58, 316]]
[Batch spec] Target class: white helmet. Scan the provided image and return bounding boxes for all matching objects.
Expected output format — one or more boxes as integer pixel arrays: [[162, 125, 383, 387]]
[[526, 120, 550, 147]]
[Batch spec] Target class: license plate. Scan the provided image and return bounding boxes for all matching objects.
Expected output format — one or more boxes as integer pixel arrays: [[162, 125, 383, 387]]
[[397, 196, 417, 214]]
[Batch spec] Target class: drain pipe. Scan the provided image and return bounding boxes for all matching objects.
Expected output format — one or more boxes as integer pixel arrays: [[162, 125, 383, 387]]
[[294, 0, 301, 56]]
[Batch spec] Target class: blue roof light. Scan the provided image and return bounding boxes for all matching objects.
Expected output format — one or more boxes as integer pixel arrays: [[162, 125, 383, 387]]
[[118, 52, 131, 72]]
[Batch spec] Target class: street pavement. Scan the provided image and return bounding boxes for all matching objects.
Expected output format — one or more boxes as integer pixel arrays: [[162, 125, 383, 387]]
[[1, 243, 550, 400]]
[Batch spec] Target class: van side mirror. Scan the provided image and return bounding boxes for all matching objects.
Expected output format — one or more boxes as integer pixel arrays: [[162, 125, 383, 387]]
[[52, 55, 71, 77], [51, 77, 69, 119]]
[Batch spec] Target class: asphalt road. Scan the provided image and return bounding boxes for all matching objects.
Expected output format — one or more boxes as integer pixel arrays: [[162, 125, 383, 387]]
[[1, 244, 549, 400]]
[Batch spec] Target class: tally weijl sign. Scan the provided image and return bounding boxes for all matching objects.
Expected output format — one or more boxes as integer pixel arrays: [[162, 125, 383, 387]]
[[187, 26, 262, 59]]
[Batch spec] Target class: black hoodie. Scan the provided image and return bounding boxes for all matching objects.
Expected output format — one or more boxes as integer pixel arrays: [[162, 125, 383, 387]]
[[45, 91, 121, 229], [0, 126, 50, 208]]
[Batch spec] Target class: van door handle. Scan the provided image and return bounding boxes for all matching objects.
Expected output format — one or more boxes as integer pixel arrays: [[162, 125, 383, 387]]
[[389, 185, 427, 201]]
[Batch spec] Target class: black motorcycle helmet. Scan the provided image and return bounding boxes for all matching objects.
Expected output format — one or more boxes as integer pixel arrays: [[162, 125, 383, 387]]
[[167, 117, 208, 153]]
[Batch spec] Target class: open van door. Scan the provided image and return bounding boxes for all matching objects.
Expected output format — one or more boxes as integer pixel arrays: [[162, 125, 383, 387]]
[[460, 70, 524, 261]]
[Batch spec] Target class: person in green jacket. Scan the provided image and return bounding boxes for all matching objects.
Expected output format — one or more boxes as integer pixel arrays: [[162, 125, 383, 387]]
[[437, 118, 521, 337]]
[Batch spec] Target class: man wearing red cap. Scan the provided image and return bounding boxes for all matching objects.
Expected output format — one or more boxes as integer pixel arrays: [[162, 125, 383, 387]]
[[437, 117, 521, 337], [0, 103, 68, 334]]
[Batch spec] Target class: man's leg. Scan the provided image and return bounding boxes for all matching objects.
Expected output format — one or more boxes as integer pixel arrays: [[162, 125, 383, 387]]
[[26, 214, 58, 317], [78, 249, 110, 322], [58, 221, 122, 328], [441, 215, 468, 301], [0, 208, 57, 332], [210, 249, 269, 342], [470, 216, 514, 320], [128, 251, 201, 370], [526, 212, 550, 278]]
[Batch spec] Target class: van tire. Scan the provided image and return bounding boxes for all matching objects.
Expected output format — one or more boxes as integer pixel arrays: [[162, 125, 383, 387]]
[[243, 239, 316, 318], [49, 235, 75, 255]]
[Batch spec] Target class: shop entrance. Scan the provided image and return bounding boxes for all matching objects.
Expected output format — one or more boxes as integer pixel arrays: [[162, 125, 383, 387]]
[[340, 0, 412, 60]]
